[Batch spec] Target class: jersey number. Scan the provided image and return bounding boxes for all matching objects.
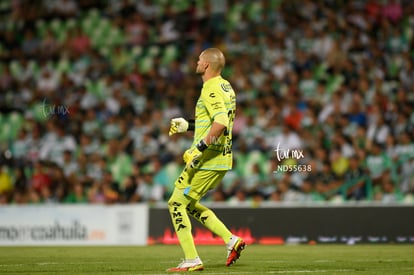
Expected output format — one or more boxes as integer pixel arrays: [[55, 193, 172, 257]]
[[223, 109, 235, 136], [223, 109, 235, 155]]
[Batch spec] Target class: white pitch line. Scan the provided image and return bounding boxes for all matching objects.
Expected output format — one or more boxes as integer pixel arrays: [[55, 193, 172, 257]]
[[339, 259, 413, 263], [267, 270, 354, 274], [0, 264, 24, 267], [37, 261, 108, 265], [0, 261, 109, 267], [125, 270, 354, 275]]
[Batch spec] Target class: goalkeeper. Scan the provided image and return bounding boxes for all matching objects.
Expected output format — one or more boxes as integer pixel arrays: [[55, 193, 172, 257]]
[[167, 48, 245, 272]]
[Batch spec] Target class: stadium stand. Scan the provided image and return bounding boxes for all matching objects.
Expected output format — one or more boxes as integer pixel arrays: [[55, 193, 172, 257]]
[[0, 0, 413, 205]]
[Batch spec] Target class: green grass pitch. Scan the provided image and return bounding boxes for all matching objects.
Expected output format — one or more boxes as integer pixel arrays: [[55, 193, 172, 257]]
[[0, 245, 413, 274]]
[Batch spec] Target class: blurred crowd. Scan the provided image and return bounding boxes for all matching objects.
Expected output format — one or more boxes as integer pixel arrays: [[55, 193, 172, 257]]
[[0, 0, 414, 205]]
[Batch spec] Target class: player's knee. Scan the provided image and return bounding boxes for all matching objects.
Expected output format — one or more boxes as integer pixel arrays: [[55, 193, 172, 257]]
[[168, 197, 184, 212], [198, 210, 213, 224], [167, 196, 174, 207], [186, 205, 199, 218], [167, 198, 176, 210]]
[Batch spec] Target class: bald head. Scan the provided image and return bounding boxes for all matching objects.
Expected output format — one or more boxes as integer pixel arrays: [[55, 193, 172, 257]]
[[200, 48, 225, 72]]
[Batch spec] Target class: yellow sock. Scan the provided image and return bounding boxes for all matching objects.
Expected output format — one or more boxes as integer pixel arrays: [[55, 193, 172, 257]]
[[168, 189, 198, 259], [188, 201, 232, 243]]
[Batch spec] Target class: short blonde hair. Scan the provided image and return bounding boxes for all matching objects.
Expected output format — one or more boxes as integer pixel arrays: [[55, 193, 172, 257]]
[[200, 48, 225, 72]]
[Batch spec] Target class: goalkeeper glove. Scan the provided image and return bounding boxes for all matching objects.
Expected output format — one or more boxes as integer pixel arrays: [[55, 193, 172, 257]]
[[169, 117, 189, 136], [183, 140, 208, 168]]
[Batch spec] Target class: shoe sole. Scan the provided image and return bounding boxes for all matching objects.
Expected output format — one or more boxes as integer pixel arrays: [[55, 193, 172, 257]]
[[166, 264, 204, 272], [226, 240, 246, 266]]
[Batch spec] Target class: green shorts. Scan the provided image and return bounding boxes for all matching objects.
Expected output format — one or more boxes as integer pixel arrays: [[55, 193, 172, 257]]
[[174, 168, 227, 201]]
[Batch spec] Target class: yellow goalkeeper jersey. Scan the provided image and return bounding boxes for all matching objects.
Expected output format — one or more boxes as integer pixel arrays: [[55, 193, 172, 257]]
[[193, 76, 236, 171]]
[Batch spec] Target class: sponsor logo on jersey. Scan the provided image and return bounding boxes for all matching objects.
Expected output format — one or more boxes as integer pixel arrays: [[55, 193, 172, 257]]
[[221, 83, 232, 92]]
